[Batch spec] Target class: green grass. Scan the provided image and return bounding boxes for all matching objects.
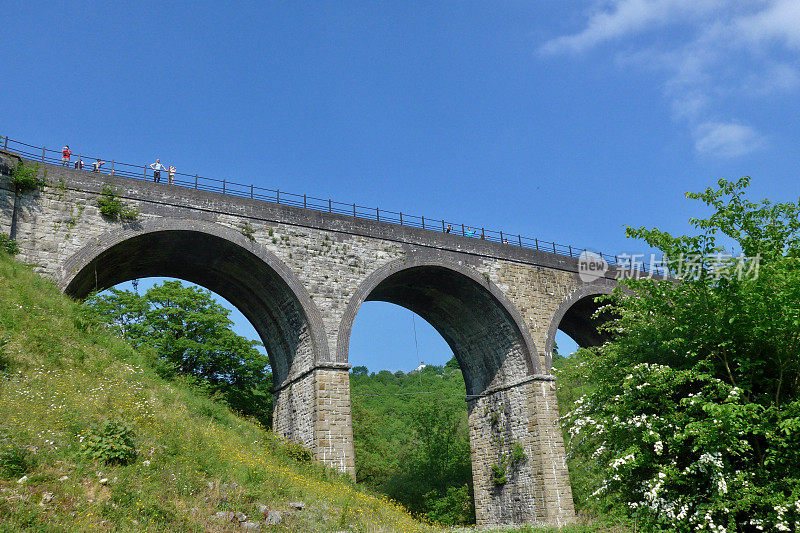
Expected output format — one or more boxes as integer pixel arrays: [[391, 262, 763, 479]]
[[0, 252, 438, 532]]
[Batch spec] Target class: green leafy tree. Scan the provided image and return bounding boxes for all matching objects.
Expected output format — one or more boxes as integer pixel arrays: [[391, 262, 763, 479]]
[[564, 178, 800, 531], [351, 364, 475, 525], [87, 281, 273, 426], [444, 355, 460, 370], [385, 399, 474, 525], [351, 365, 368, 377]]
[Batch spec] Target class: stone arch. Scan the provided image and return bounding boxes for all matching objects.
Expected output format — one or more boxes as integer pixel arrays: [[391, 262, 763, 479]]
[[336, 256, 540, 396], [58, 217, 329, 387], [544, 282, 615, 371]]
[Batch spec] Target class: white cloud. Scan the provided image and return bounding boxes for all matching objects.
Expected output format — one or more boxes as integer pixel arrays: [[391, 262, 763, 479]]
[[540, 0, 800, 157], [540, 0, 725, 54], [742, 62, 800, 95], [736, 0, 800, 49], [693, 121, 765, 158]]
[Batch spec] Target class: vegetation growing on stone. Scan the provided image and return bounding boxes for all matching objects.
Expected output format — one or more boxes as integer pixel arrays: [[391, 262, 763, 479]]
[[239, 221, 256, 241], [96, 184, 139, 220], [6, 160, 46, 193]]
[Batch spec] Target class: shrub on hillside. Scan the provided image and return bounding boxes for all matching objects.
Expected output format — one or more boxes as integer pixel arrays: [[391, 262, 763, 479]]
[[80, 419, 137, 465], [424, 484, 473, 526], [284, 439, 313, 462], [0, 234, 19, 255], [0, 443, 35, 480]]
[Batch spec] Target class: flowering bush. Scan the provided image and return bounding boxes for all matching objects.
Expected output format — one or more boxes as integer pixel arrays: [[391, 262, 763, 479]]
[[561, 179, 800, 531], [80, 418, 137, 465], [566, 360, 800, 531]]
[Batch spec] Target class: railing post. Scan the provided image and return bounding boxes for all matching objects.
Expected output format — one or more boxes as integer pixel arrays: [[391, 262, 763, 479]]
[[500, 231, 504, 243], [376, 207, 379, 221], [111, 160, 115, 175], [442, 220, 446, 232], [421, 216, 425, 230], [353, 203, 356, 217], [250, 184, 254, 199], [399, 212, 403, 225], [276, 189, 280, 204], [222, 180, 226, 194], [304, 195, 307, 209], [3, 136, 7, 149], [143, 165, 147, 179], [569, 245, 572, 257], [553, 242, 557, 254], [42, 147, 45, 162], [195, 174, 198, 189], [462, 224, 465, 236], [481, 228, 485, 239], [534, 238, 538, 250], [329, 199, 332, 213]]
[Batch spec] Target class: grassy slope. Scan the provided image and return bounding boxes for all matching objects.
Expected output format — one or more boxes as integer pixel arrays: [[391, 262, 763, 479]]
[[0, 253, 436, 532]]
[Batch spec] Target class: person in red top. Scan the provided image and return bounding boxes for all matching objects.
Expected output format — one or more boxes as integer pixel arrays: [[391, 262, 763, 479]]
[[62, 145, 71, 166]]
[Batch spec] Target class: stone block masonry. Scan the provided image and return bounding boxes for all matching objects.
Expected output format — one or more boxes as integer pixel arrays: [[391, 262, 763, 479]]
[[0, 152, 622, 527]]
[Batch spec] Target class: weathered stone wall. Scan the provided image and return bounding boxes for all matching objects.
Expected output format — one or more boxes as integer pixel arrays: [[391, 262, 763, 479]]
[[468, 376, 574, 527], [312, 367, 356, 474], [0, 156, 624, 527], [0, 187, 13, 238], [272, 372, 316, 449], [0, 151, 21, 238]]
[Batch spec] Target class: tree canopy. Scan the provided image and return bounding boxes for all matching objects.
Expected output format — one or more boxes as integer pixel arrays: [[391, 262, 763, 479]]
[[87, 281, 273, 426]]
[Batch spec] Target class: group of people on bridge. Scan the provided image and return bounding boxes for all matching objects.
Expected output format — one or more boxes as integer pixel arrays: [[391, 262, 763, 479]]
[[61, 145, 105, 173], [57, 142, 511, 245], [61, 145, 176, 185]]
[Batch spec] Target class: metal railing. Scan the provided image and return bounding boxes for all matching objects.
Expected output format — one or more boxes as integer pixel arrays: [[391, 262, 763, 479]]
[[0, 135, 649, 272]]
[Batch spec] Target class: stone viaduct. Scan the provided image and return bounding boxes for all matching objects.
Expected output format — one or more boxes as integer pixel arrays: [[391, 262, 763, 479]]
[[0, 150, 621, 527]]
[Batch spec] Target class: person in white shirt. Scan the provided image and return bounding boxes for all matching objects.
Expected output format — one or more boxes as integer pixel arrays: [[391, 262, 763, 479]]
[[92, 159, 104, 172], [149, 159, 165, 182]]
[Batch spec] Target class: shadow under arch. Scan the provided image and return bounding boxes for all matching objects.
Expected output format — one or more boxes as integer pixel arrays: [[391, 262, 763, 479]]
[[58, 218, 329, 387], [337, 257, 540, 396], [545, 282, 615, 371]]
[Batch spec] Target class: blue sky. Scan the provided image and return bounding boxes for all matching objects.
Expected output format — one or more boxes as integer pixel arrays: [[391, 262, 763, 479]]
[[4, 2, 799, 371]]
